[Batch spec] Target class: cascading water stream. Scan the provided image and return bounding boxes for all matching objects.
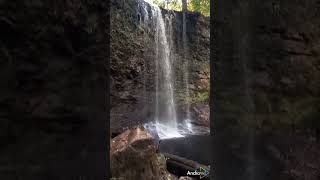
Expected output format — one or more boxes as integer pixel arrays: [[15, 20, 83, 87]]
[[154, 6, 182, 138], [142, 0, 182, 139], [142, 3, 149, 120], [139, 0, 209, 139], [182, 0, 192, 129]]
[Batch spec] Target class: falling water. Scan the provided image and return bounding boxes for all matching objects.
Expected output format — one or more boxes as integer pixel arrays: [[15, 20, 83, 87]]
[[141, 3, 149, 119], [182, 2, 191, 121], [153, 6, 182, 138], [142, 3, 149, 24], [140, 0, 182, 139]]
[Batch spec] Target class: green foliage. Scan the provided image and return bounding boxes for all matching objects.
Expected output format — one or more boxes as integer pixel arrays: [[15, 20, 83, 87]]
[[152, 0, 210, 16], [152, 0, 182, 11], [156, 153, 167, 167], [168, 1, 182, 11], [185, 90, 209, 104], [153, 0, 166, 8], [189, 0, 210, 16]]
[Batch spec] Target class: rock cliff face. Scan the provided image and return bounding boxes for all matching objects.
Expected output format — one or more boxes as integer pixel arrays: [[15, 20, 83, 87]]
[[110, 0, 210, 132]]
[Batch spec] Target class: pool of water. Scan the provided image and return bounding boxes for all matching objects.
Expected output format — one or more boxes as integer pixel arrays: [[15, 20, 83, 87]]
[[159, 135, 211, 165]]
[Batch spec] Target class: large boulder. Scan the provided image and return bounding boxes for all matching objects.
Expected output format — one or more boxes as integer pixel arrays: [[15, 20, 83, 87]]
[[110, 126, 168, 180]]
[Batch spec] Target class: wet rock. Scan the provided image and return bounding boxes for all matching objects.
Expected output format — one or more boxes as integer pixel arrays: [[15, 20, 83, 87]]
[[110, 126, 165, 180], [168, 173, 179, 180], [179, 176, 195, 180], [192, 103, 209, 127]]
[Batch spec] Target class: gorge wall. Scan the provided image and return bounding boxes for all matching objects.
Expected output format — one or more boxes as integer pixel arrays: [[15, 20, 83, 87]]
[[110, 0, 210, 132]]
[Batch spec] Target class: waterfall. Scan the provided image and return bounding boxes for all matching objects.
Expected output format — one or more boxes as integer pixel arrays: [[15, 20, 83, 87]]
[[139, 0, 209, 139], [141, 0, 182, 139], [182, 2, 191, 121], [153, 5, 182, 138], [142, 3, 149, 120]]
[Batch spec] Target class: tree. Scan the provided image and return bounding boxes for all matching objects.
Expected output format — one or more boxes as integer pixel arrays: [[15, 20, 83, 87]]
[[152, 0, 210, 17], [189, 0, 210, 16], [153, 0, 165, 7]]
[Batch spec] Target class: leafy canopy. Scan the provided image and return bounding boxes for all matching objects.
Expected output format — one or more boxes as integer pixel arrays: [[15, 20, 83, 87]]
[[152, 0, 210, 17]]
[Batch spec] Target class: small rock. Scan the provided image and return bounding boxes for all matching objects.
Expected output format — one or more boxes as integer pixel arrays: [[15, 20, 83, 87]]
[[179, 176, 194, 180], [189, 84, 196, 90], [119, 91, 130, 99], [168, 173, 179, 180]]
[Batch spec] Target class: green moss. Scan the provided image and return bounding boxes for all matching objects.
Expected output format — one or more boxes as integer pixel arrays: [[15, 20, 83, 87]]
[[156, 153, 167, 168], [188, 91, 209, 103], [178, 90, 209, 105]]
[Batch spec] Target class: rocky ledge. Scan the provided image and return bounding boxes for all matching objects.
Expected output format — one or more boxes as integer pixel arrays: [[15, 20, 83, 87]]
[[110, 126, 205, 180]]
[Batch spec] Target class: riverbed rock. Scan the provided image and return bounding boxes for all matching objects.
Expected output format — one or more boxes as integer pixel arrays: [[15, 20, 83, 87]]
[[110, 126, 166, 180]]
